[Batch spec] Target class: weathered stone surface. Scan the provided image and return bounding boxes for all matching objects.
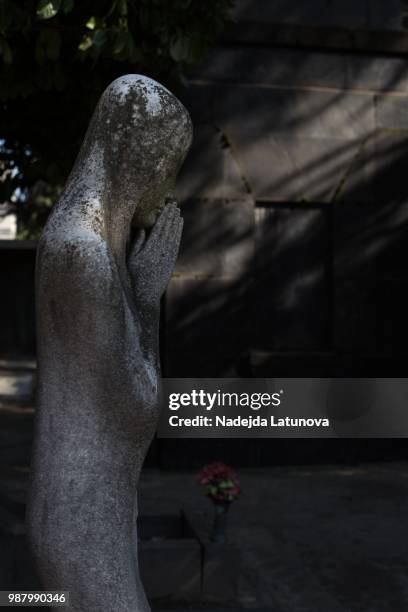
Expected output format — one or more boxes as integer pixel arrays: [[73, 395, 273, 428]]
[[375, 94, 408, 129], [195, 46, 408, 93], [27, 75, 192, 611], [175, 198, 254, 278], [211, 134, 363, 202], [332, 135, 376, 204], [345, 55, 408, 93], [334, 128, 408, 206], [215, 87, 375, 140], [194, 47, 348, 89], [212, 86, 375, 201], [176, 125, 248, 200]]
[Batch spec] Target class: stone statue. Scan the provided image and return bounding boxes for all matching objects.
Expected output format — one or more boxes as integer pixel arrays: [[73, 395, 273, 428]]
[[27, 75, 192, 611]]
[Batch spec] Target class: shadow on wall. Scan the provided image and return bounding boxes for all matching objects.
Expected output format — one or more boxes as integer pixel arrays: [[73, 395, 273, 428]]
[[230, 0, 403, 31], [166, 47, 408, 377]]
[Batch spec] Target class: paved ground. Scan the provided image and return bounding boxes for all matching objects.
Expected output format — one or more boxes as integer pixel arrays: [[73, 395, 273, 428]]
[[139, 463, 408, 612], [1, 396, 408, 612], [1, 367, 408, 611]]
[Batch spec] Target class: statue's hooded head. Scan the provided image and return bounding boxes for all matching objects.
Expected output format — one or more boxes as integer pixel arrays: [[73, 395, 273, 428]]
[[77, 74, 193, 229]]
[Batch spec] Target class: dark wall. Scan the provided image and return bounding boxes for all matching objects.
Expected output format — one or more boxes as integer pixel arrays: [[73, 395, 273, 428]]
[[164, 5, 408, 380], [0, 242, 36, 358], [3, 2, 408, 466]]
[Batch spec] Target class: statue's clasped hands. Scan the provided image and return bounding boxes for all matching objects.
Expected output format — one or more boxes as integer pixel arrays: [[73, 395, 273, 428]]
[[128, 199, 183, 308]]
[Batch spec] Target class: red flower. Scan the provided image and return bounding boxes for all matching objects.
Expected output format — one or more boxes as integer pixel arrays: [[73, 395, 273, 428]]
[[197, 462, 241, 502]]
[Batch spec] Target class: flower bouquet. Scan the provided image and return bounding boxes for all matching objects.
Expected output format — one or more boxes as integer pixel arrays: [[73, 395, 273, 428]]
[[197, 461, 240, 542]]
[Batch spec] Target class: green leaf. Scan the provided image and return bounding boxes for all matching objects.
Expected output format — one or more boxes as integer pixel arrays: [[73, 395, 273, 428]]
[[36, 0, 61, 20], [86, 16, 96, 30], [78, 34, 92, 52], [218, 479, 234, 488]]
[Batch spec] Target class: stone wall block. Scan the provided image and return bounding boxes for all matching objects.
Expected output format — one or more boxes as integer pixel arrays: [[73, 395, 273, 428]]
[[176, 197, 254, 279]]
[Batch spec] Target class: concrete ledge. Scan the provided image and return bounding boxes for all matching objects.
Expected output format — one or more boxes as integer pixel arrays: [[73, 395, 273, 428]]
[[0, 240, 37, 250], [222, 21, 408, 56]]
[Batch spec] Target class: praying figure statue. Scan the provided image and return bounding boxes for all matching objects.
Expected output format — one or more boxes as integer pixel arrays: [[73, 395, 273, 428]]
[[27, 74, 192, 611]]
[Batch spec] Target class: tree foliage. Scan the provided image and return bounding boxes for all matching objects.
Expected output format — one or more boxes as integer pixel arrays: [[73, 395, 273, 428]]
[[0, 0, 233, 237]]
